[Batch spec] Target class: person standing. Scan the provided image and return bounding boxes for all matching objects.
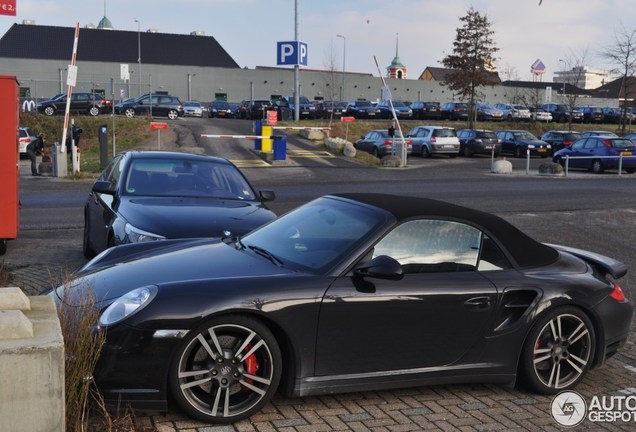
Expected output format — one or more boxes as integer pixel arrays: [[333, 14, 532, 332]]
[[26, 133, 45, 176]]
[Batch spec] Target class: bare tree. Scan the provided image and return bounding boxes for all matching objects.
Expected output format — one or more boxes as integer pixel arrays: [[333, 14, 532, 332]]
[[601, 25, 636, 133], [557, 49, 589, 130], [322, 41, 342, 128], [441, 7, 499, 129]]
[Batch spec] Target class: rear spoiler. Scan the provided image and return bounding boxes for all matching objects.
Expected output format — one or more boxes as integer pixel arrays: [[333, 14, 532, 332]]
[[546, 243, 628, 279]]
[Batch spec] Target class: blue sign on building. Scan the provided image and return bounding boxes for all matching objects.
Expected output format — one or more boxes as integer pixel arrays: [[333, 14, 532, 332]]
[[277, 41, 308, 66]]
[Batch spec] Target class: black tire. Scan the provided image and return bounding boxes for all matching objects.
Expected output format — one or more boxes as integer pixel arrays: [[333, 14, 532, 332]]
[[625, 168, 636, 174], [449, 154, 457, 158], [519, 306, 595, 394], [169, 315, 282, 424], [372, 147, 380, 158], [514, 146, 524, 158], [124, 108, 136, 118], [88, 106, 100, 116], [0, 239, 7, 255], [555, 156, 564, 167], [591, 159, 604, 174], [82, 216, 95, 259], [463, 146, 472, 157], [421, 146, 431, 158], [44, 106, 55, 116], [167, 109, 179, 120]]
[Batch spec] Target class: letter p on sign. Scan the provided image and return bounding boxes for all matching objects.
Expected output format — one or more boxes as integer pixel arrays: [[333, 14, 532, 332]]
[[277, 41, 308, 66]]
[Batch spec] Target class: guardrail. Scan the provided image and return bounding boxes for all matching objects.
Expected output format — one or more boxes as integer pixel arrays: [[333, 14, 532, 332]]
[[562, 154, 636, 176]]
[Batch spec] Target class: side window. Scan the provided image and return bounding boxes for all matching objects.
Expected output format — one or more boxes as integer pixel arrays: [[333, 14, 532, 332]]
[[373, 220, 483, 273], [109, 155, 126, 189]]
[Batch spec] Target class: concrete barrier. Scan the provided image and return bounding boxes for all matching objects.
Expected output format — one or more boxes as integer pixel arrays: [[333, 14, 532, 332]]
[[0, 288, 64, 432]]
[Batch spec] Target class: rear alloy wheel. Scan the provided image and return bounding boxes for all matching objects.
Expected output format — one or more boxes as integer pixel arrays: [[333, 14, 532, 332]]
[[463, 146, 472, 157], [421, 146, 431, 158], [88, 106, 100, 116], [82, 216, 95, 259], [372, 147, 380, 158], [169, 315, 281, 423], [591, 159, 604, 174], [124, 108, 136, 118], [167, 109, 179, 120], [514, 146, 524, 158], [44, 106, 55, 116], [519, 307, 595, 394]]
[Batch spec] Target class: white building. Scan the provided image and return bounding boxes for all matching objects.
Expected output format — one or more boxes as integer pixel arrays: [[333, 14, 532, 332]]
[[553, 66, 610, 90]]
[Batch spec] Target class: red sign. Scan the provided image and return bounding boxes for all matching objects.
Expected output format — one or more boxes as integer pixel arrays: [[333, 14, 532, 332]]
[[341, 116, 356, 123], [0, 1, 16, 16], [267, 110, 278, 126], [150, 122, 169, 129]]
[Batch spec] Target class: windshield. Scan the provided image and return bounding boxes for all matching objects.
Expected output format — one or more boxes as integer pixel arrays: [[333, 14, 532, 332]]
[[513, 131, 538, 140], [125, 158, 256, 200], [242, 197, 387, 274], [355, 101, 372, 107]]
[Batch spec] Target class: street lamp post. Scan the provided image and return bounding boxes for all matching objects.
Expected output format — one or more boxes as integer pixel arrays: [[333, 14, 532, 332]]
[[336, 34, 346, 101], [558, 59, 566, 96], [187, 73, 196, 101], [134, 18, 142, 97]]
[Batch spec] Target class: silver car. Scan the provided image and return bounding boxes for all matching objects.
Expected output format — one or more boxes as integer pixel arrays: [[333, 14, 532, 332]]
[[406, 126, 460, 158], [183, 101, 204, 118]]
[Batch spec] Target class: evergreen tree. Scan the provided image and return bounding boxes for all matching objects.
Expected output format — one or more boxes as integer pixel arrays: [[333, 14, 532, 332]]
[[441, 8, 499, 128]]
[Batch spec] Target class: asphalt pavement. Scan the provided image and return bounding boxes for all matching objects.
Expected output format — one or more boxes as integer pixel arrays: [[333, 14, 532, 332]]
[[3, 126, 636, 431]]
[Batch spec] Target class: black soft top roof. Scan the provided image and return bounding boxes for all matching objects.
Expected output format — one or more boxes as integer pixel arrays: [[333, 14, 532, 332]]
[[333, 193, 559, 269]]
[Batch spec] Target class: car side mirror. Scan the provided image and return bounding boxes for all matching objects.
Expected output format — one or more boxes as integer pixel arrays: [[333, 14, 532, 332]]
[[92, 180, 115, 195], [354, 255, 404, 280], [259, 190, 276, 202]]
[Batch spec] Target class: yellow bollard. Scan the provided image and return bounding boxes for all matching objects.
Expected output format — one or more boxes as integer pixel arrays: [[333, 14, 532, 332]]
[[261, 125, 272, 152]]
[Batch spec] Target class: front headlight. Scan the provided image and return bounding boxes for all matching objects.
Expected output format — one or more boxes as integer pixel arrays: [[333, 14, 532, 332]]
[[124, 222, 165, 243], [99, 286, 157, 326]]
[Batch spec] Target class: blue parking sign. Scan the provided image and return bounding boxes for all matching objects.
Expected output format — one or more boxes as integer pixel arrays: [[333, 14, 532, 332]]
[[277, 41, 308, 66]]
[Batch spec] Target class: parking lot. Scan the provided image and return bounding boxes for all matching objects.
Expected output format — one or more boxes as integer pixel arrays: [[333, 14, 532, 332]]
[[4, 122, 636, 431]]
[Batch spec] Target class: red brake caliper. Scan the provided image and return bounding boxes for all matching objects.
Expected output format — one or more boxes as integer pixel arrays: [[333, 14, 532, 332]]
[[243, 344, 259, 389]]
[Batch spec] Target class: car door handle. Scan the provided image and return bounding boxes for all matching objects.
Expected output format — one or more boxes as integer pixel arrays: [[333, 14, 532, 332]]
[[464, 296, 491, 309]]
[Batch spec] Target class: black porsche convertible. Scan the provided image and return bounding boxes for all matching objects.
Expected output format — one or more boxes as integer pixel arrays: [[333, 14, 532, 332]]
[[55, 193, 633, 424]]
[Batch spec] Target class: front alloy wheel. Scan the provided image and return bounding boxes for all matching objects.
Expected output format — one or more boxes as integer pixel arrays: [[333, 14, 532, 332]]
[[167, 109, 179, 120], [520, 307, 595, 394], [170, 315, 281, 423], [44, 106, 55, 116], [88, 106, 100, 116], [124, 108, 136, 118]]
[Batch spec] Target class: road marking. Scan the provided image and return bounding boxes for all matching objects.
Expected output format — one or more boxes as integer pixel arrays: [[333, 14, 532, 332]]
[[287, 150, 335, 158], [625, 365, 636, 374], [230, 159, 271, 168]]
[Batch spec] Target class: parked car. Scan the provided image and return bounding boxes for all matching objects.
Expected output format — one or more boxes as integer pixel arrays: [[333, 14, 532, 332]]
[[19, 126, 37, 155], [354, 129, 412, 158], [495, 130, 551, 158], [410, 101, 442, 120], [441, 102, 469, 121], [376, 100, 413, 119], [406, 126, 460, 158], [82, 150, 276, 258], [456, 129, 501, 157], [540, 130, 582, 153], [541, 103, 583, 123], [115, 94, 184, 119], [282, 95, 317, 119], [580, 131, 619, 139], [183, 101, 204, 118], [53, 193, 633, 424], [236, 100, 250, 119], [36, 92, 112, 116], [208, 100, 233, 118], [475, 103, 504, 121], [602, 107, 622, 124], [528, 106, 553, 122], [624, 132, 636, 143], [580, 106, 605, 123], [345, 100, 382, 119], [315, 100, 347, 119], [494, 103, 531, 122], [269, 98, 293, 121], [246, 99, 272, 120], [552, 137, 636, 174]]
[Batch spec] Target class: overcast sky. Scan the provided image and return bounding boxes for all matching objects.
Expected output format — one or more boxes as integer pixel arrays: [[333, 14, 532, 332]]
[[1, 0, 634, 81]]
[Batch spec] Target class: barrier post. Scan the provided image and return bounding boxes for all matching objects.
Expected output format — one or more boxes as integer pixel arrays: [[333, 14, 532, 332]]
[[261, 125, 272, 152], [273, 135, 287, 161], [254, 119, 262, 151]]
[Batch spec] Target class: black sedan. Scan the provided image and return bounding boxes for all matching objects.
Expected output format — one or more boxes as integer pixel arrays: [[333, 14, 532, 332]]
[[495, 130, 552, 158], [82, 151, 276, 258], [56, 193, 632, 424]]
